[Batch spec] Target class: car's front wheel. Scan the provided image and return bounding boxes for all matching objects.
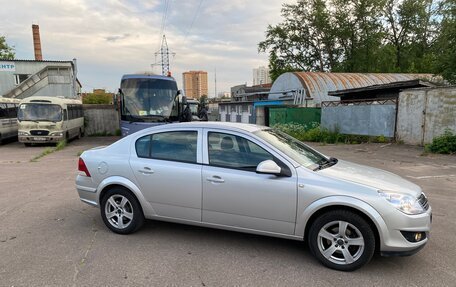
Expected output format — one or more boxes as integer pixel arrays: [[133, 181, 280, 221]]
[[308, 210, 375, 271], [100, 187, 144, 234]]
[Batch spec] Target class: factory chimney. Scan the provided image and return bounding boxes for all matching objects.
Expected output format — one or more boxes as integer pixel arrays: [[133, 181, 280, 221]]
[[32, 24, 43, 60]]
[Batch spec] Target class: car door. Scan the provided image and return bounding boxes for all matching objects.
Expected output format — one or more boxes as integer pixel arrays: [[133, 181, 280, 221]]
[[201, 129, 297, 235], [129, 128, 203, 222]]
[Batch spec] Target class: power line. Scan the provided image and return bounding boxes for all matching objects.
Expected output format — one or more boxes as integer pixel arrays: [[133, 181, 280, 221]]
[[184, 0, 204, 40]]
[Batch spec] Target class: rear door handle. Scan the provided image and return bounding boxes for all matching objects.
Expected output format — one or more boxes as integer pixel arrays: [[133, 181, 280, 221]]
[[206, 176, 225, 183], [138, 167, 154, 175]]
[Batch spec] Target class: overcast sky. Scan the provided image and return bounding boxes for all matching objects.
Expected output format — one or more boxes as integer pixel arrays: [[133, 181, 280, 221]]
[[0, 0, 295, 96]]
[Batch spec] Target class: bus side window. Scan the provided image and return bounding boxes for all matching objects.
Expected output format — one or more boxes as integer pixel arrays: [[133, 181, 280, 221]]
[[63, 109, 68, 121], [0, 104, 6, 119], [7, 104, 17, 118]]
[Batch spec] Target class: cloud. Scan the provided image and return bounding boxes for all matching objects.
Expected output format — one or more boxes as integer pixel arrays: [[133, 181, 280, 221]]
[[105, 33, 132, 42], [0, 0, 295, 95]]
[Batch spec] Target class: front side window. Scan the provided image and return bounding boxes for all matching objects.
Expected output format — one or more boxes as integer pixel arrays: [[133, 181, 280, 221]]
[[208, 132, 273, 171], [18, 103, 62, 122], [135, 131, 198, 163]]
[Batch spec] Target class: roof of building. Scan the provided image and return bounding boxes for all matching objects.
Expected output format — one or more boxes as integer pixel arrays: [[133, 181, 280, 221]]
[[328, 79, 435, 97], [5, 59, 74, 64], [269, 72, 436, 103]]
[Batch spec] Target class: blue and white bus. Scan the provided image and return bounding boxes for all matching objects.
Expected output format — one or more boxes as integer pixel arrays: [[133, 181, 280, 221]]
[[118, 74, 191, 137]]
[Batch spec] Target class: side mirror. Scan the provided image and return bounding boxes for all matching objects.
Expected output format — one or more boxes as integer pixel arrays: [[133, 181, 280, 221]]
[[177, 90, 182, 96], [256, 160, 281, 175]]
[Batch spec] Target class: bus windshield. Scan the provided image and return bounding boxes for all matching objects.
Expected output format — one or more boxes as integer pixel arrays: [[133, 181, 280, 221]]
[[18, 103, 62, 122], [121, 78, 178, 121]]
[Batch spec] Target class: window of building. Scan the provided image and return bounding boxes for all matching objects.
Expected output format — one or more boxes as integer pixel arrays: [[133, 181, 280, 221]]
[[14, 74, 30, 85]]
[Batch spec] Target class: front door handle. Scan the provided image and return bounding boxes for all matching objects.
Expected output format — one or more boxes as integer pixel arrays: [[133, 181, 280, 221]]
[[206, 176, 225, 183], [138, 167, 154, 175]]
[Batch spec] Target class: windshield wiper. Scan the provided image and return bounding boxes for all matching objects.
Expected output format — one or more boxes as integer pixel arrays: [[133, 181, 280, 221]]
[[314, 157, 338, 171]]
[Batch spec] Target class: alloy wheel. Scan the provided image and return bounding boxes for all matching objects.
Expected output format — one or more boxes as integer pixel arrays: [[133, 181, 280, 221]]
[[104, 194, 134, 229], [317, 220, 365, 265]]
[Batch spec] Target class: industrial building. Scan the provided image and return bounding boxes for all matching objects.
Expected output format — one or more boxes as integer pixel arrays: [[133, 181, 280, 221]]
[[220, 72, 438, 127], [0, 24, 81, 99], [0, 59, 81, 99], [182, 70, 208, 99], [268, 72, 434, 107]]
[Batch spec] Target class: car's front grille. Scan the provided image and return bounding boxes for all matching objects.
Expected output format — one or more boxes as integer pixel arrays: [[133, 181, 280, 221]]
[[418, 193, 429, 211], [30, 130, 49, 136]]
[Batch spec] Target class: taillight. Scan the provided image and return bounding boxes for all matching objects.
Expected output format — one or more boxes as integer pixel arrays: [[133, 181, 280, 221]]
[[78, 158, 91, 177]]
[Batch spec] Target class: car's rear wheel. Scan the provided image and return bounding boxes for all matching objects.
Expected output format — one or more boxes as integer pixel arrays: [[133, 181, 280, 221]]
[[308, 210, 375, 271], [100, 187, 144, 234]]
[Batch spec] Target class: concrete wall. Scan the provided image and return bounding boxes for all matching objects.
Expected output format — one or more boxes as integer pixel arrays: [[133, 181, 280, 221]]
[[397, 87, 456, 145], [83, 105, 119, 136], [322, 104, 396, 137]]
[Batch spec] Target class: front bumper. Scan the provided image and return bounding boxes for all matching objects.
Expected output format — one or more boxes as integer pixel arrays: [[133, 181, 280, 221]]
[[19, 135, 64, 143], [379, 206, 432, 255]]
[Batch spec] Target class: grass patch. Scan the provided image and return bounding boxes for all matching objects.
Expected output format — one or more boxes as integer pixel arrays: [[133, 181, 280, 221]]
[[424, 130, 456, 154], [30, 140, 67, 162], [272, 122, 392, 144]]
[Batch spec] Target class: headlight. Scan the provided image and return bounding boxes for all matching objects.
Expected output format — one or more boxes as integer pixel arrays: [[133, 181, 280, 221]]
[[50, 132, 63, 136], [378, 191, 424, 215], [18, 131, 29, 136]]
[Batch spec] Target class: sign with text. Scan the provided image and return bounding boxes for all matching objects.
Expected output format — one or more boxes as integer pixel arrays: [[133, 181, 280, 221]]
[[0, 61, 16, 71]]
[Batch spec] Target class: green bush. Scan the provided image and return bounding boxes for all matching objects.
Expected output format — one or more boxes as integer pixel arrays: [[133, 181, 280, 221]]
[[273, 123, 391, 144], [425, 130, 456, 154], [83, 93, 112, 104]]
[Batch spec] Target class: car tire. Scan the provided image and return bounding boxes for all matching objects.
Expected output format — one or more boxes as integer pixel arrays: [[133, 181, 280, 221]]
[[100, 187, 145, 234], [308, 210, 375, 271]]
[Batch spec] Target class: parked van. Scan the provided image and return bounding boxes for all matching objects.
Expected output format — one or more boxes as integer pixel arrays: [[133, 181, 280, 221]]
[[0, 97, 20, 143], [18, 96, 84, 146]]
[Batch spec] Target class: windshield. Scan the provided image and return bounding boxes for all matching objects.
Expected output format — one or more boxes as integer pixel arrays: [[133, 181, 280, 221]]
[[254, 129, 328, 169], [188, 103, 199, 115], [18, 103, 62, 122], [120, 78, 178, 121]]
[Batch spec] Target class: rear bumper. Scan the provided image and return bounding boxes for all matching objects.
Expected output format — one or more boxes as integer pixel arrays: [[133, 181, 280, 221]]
[[76, 174, 99, 207]]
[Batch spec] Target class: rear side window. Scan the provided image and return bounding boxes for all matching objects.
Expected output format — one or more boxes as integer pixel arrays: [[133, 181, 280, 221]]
[[135, 131, 198, 164], [136, 135, 151, 158]]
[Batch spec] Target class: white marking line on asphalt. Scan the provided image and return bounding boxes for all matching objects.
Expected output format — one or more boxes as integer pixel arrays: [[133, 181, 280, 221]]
[[407, 174, 456, 180]]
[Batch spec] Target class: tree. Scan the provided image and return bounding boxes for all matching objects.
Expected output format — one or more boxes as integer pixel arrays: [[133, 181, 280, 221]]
[[0, 36, 15, 60], [259, 0, 443, 79], [434, 0, 456, 82], [199, 95, 208, 105]]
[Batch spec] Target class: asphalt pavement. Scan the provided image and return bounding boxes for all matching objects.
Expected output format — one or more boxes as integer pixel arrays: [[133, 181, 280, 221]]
[[0, 137, 455, 286]]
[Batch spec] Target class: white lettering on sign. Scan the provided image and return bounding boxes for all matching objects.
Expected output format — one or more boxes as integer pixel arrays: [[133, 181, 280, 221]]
[[0, 61, 16, 71]]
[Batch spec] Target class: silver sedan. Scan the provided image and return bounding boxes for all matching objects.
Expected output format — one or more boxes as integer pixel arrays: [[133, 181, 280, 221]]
[[76, 122, 431, 271]]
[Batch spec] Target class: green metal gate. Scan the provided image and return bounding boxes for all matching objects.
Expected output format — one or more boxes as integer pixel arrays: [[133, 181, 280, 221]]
[[268, 107, 321, 127]]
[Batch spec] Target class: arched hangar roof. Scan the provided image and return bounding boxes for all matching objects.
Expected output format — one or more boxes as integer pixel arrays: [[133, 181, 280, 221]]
[[269, 72, 434, 103]]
